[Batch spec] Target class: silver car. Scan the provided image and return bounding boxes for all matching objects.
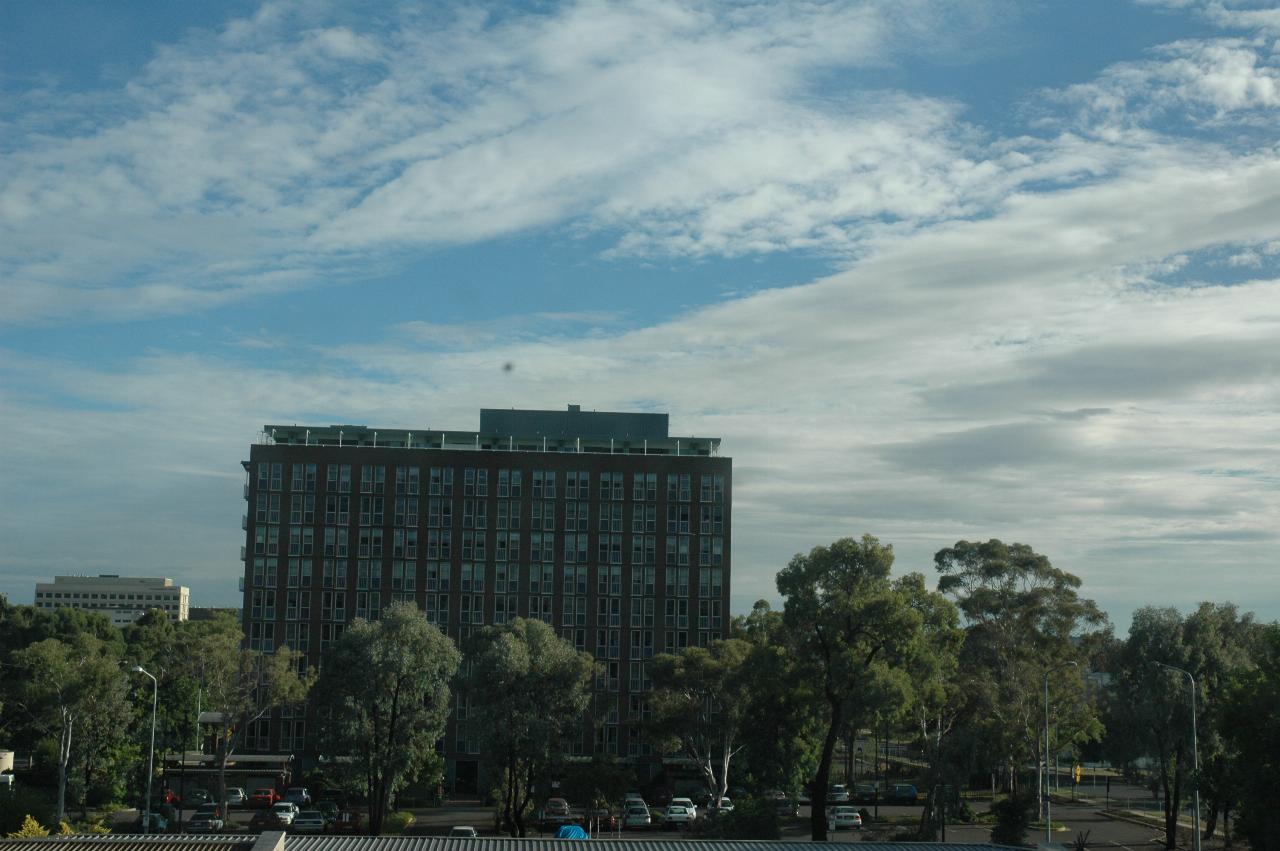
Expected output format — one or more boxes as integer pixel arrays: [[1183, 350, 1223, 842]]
[[271, 801, 299, 825], [291, 809, 327, 834]]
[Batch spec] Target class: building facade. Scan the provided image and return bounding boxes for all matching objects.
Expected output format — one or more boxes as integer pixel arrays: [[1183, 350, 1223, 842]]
[[33, 575, 190, 627], [239, 406, 731, 789]]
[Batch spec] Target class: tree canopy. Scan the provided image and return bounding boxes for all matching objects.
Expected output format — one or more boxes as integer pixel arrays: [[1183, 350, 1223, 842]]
[[311, 602, 460, 835]]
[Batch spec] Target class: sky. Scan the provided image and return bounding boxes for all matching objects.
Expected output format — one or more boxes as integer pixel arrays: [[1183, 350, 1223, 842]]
[[2, 0, 1278, 632]]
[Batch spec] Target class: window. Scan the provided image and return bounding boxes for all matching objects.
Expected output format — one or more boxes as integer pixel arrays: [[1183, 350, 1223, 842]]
[[360, 465, 386, 494], [429, 467, 453, 496], [394, 498, 418, 527], [426, 562, 450, 592], [665, 567, 689, 597], [396, 466, 420, 495], [270, 463, 283, 492], [597, 596, 621, 628], [665, 598, 689, 628]]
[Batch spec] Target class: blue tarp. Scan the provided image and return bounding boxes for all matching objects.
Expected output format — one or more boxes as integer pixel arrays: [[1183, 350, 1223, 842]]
[[555, 825, 589, 839]]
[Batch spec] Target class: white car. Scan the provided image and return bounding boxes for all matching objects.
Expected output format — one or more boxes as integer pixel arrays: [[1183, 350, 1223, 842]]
[[226, 788, 247, 807], [710, 797, 733, 812], [670, 797, 697, 818], [663, 804, 694, 828], [271, 801, 299, 825], [291, 810, 327, 834], [623, 806, 651, 829], [829, 784, 850, 803], [827, 805, 863, 831]]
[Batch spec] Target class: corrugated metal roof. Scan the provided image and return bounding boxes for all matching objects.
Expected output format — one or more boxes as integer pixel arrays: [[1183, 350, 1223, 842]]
[[288, 839, 1006, 851], [2, 837, 1011, 851], [0, 836, 253, 851]]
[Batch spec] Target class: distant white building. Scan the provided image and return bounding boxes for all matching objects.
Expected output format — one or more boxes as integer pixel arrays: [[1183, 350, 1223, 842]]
[[33, 574, 190, 626]]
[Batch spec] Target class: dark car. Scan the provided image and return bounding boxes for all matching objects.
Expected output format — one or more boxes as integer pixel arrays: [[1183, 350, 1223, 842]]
[[187, 804, 226, 833], [249, 809, 286, 832], [333, 809, 364, 834], [316, 801, 339, 827], [887, 784, 919, 804], [185, 789, 212, 808]]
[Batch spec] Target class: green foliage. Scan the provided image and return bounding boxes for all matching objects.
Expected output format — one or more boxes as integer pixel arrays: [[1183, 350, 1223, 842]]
[[935, 539, 1106, 805], [311, 601, 460, 835], [0, 788, 57, 836], [724, 796, 782, 839], [560, 758, 633, 813], [464, 617, 593, 837], [1219, 624, 1280, 851], [731, 601, 823, 796], [989, 793, 1034, 847], [646, 638, 754, 803], [776, 535, 921, 841], [7, 815, 50, 838], [381, 811, 416, 834]]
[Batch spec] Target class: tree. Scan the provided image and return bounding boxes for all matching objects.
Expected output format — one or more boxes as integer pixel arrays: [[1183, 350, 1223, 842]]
[[731, 601, 823, 797], [311, 602, 460, 835], [1219, 624, 1280, 851], [559, 758, 633, 832], [198, 622, 312, 818], [464, 618, 593, 837], [646, 638, 753, 806], [895, 573, 964, 840], [934, 539, 1106, 810], [12, 635, 124, 824], [776, 535, 921, 841], [1105, 605, 1258, 849]]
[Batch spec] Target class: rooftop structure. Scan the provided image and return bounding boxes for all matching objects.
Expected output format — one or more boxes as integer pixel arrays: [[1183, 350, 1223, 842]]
[[261, 405, 719, 456]]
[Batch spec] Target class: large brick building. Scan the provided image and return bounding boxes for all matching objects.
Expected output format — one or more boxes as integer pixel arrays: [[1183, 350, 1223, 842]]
[[240, 405, 731, 790]]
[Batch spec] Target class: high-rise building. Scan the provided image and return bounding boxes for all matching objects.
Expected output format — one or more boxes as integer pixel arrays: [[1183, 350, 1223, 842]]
[[239, 406, 731, 789], [33, 575, 190, 626]]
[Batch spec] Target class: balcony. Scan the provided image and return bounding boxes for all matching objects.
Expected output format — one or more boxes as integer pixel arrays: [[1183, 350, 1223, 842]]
[[240, 546, 247, 561], [241, 514, 248, 530]]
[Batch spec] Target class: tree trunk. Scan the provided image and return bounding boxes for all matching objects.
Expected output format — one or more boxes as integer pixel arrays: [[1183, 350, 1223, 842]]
[[810, 698, 843, 842], [57, 713, 73, 824]]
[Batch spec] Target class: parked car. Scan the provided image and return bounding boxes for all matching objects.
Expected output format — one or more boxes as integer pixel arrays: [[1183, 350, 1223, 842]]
[[853, 784, 879, 804], [887, 784, 919, 804], [250, 787, 281, 808], [185, 789, 212, 808], [663, 804, 694, 828], [540, 797, 573, 826], [291, 810, 327, 834], [669, 797, 696, 818], [284, 787, 312, 806], [622, 806, 651, 830], [187, 804, 225, 833], [316, 801, 338, 827], [827, 805, 863, 831], [226, 788, 248, 807], [248, 809, 285, 832], [272, 801, 299, 825], [828, 784, 850, 803], [705, 796, 733, 812], [588, 809, 617, 832], [333, 809, 364, 834], [449, 826, 478, 838], [767, 791, 798, 817]]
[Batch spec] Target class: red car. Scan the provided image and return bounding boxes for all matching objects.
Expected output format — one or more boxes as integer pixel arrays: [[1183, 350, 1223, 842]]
[[249, 787, 281, 808]]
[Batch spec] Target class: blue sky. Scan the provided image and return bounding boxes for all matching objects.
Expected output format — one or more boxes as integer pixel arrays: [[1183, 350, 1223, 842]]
[[2, 0, 1279, 630]]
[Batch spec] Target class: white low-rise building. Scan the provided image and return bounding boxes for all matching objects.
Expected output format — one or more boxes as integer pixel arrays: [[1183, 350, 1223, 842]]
[[33, 574, 190, 626]]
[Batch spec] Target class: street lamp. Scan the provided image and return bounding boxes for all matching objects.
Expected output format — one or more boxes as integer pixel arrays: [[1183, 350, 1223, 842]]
[[1044, 661, 1078, 846], [131, 666, 158, 835], [1154, 662, 1201, 851]]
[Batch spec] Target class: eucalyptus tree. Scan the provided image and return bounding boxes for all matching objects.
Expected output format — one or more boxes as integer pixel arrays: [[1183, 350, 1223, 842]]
[[463, 618, 593, 837], [934, 539, 1106, 805], [311, 602, 460, 835], [646, 638, 754, 806], [777, 535, 920, 841]]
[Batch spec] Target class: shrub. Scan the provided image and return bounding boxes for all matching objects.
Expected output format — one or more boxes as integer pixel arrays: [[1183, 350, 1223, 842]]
[[718, 796, 781, 840], [7, 815, 50, 838], [382, 811, 416, 835], [954, 800, 976, 823], [990, 793, 1035, 847]]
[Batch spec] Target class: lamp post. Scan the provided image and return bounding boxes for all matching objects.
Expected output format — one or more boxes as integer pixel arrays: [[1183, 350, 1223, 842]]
[[1155, 662, 1201, 851], [131, 666, 158, 834], [1044, 661, 1078, 846]]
